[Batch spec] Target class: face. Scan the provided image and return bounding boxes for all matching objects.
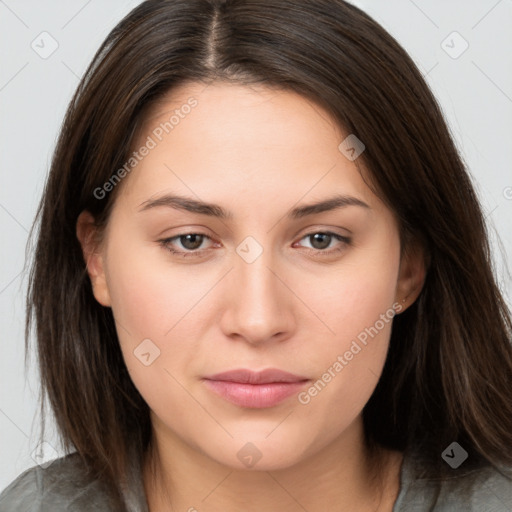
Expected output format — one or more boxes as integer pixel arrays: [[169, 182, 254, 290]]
[[78, 82, 424, 471]]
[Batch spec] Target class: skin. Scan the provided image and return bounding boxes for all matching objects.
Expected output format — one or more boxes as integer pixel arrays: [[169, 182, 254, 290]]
[[77, 82, 426, 511]]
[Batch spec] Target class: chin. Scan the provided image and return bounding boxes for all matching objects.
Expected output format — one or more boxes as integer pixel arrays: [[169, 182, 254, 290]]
[[203, 433, 312, 472]]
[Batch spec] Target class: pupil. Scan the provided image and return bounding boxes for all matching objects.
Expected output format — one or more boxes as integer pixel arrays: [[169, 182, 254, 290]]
[[312, 233, 330, 250], [182, 234, 202, 250]]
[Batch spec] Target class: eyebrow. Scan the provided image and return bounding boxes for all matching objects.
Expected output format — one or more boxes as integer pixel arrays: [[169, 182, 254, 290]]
[[138, 193, 370, 219]]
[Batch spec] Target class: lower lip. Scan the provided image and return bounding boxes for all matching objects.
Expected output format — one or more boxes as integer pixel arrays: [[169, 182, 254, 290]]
[[202, 379, 309, 408]]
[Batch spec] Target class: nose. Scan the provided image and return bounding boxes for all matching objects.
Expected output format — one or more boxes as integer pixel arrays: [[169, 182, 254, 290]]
[[219, 246, 296, 346]]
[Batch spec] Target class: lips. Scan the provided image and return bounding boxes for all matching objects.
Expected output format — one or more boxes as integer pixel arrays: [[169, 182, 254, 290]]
[[202, 368, 310, 408], [204, 368, 309, 384]]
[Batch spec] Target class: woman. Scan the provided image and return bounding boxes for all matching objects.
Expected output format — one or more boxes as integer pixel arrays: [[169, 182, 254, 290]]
[[1, 0, 511, 510]]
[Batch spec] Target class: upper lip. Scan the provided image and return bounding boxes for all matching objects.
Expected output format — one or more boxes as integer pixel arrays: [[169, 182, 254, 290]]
[[203, 368, 309, 384]]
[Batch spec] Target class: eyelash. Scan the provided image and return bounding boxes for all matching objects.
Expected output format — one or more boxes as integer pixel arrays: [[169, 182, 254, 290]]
[[158, 231, 352, 259]]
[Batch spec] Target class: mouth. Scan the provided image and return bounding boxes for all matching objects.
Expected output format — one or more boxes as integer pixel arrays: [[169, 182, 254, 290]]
[[202, 368, 310, 409]]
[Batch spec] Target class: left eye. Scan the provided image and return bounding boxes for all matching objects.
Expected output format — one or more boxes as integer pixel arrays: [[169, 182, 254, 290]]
[[158, 231, 351, 258], [295, 232, 350, 251]]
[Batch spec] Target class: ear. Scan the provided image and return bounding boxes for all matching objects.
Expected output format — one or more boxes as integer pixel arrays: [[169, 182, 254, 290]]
[[76, 210, 111, 307], [394, 238, 428, 313]]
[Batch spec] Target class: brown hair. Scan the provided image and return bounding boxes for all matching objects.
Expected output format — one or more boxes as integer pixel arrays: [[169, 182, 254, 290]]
[[26, 0, 512, 508]]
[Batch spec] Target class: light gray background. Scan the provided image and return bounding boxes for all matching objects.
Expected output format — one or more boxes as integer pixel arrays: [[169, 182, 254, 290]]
[[1, 0, 511, 490]]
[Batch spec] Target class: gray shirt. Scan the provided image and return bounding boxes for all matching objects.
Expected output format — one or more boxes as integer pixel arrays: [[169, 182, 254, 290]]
[[1, 448, 512, 511]]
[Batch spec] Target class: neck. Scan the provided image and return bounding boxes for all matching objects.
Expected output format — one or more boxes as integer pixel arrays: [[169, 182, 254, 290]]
[[142, 415, 403, 512]]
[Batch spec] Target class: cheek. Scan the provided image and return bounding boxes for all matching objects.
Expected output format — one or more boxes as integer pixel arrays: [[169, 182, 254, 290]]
[[294, 243, 400, 426], [104, 235, 209, 339], [304, 243, 400, 350], [102, 237, 204, 388], [104, 258, 193, 419]]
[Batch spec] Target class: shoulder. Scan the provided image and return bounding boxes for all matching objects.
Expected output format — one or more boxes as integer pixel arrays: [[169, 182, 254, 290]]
[[394, 450, 512, 511], [435, 463, 512, 511], [0, 452, 112, 511]]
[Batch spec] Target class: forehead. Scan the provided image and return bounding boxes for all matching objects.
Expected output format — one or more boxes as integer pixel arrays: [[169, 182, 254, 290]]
[[115, 81, 384, 219], [139, 80, 345, 150]]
